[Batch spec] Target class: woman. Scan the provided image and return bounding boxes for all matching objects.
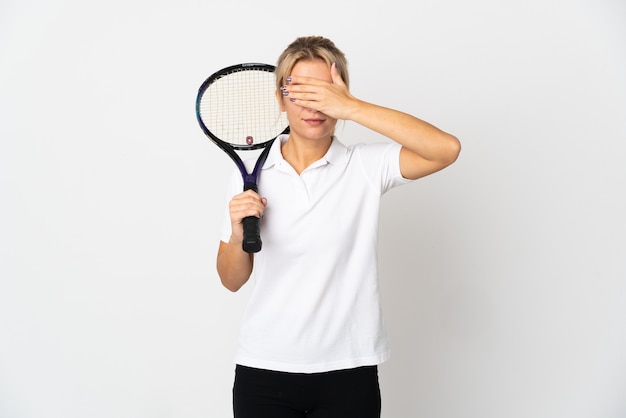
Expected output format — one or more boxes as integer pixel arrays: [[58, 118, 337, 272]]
[[217, 36, 460, 418]]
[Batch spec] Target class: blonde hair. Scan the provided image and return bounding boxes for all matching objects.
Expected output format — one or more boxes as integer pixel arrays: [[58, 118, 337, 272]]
[[275, 36, 349, 92]]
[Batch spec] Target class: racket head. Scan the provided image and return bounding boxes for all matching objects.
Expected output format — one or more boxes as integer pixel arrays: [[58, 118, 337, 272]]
[[195, 63, 289, 152]]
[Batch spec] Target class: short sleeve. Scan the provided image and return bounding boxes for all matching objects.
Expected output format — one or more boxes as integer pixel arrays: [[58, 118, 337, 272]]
[[356, 142, 414, 194]]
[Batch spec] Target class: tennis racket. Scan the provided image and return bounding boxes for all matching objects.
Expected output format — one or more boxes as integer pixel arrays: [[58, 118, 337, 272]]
[[196, 63, 289, 253]]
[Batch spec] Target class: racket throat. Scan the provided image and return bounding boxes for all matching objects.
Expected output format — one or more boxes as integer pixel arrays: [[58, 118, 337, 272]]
[[243, 182, 258, 193]]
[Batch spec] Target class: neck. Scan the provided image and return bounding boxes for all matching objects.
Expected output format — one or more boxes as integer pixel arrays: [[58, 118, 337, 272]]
[[281, 135, 332, 174]]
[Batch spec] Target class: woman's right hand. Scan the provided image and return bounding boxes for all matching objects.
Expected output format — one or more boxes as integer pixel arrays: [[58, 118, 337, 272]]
[[228, 190, 267, 243]]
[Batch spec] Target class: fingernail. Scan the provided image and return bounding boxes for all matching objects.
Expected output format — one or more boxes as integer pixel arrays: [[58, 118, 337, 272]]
[[289, 98, 295, 102], [285, 76, 292, 83], [282, 91, 289, 96]]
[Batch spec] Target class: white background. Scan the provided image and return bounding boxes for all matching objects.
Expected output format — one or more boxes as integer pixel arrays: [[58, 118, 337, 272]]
[[1, 0, 625, 417]]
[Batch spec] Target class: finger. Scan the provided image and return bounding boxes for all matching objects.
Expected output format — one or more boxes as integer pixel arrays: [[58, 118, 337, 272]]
[[284, 75, 328, 87], [330, 62, 346, 87], [230, 196, 264, 211], [231, 204, 264, 220], [231, 190, 263, 205], [230, 194, 267, 219]]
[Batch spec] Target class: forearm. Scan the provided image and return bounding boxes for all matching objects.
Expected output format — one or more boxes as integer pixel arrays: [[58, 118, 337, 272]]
[[348, 99, 459, 163], [283, 66, 459, 165], [216, 238, 253, 292]]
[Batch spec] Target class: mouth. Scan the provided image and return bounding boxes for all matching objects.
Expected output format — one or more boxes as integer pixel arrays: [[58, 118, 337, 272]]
[[304, 118, 325, 126]]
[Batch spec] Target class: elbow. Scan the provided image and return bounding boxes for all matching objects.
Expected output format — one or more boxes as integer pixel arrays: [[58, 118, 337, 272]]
[[223, 283, 243, 293], [442, 134, 461, 166], [219, 275, 245, 293], [450, 135, 462, 162]]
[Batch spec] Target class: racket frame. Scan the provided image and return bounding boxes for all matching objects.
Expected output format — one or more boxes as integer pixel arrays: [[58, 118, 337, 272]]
[[195, 63, 289, 253]]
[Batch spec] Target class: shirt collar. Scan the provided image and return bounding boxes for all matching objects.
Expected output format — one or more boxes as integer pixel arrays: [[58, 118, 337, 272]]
[[263, 134, 348, 170]]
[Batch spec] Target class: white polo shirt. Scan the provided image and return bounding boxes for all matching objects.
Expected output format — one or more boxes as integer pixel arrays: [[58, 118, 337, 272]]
[[221, 134, 413, 373]]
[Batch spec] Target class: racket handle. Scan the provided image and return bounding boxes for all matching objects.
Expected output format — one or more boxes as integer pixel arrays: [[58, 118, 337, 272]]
[[242, 183, 262, 253], [242, 216, 262, 253]]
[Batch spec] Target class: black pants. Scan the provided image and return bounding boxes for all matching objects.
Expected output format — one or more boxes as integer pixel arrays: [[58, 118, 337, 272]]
[[233, 365, 381, 418]]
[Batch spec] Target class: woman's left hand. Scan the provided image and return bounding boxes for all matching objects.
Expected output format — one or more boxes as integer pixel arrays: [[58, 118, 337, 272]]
[[284, 62, 359, 120]]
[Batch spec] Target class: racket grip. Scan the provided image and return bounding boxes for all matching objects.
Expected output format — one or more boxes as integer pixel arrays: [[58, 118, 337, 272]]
[[242, 183, 262, 253], [242, 216, 262, 253]]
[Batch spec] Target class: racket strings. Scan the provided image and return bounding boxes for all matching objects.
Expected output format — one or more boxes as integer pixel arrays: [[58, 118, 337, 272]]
[[199, 69, 286, 147]]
